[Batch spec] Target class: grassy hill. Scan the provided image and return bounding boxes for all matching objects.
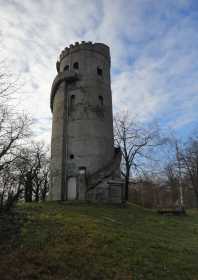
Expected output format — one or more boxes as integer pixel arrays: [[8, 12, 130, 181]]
[[0, 202, 198, 280]]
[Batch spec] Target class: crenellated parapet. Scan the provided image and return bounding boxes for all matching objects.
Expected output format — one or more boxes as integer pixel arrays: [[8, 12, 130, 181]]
[[58, 41, 110, 66]]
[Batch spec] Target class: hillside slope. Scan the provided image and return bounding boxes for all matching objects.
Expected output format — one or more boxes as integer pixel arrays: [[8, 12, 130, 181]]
[[0, 202, 198, 280]]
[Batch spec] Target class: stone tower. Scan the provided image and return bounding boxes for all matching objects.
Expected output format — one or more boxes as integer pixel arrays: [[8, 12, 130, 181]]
[[49, 41, 122, 202]]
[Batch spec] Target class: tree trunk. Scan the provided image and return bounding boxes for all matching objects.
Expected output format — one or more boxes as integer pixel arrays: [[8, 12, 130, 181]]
[[35, 185, 40, 202], [125, 168, 130, 201], [193, 185, 198, 208], [41, 179, 48, 201], [25, 173, 33, 202], [0, 191, 5, 210]]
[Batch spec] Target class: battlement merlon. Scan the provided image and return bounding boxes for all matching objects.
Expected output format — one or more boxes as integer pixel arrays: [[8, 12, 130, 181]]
[[58, 41, 110, 64]]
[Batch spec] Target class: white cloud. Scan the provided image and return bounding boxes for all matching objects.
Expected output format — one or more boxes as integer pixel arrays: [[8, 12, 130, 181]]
[[0, 0, 197, 143]]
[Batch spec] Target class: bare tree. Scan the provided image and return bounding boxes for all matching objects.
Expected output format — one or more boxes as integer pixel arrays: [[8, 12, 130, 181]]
[[181, 137, 198, 206], [0, 60, 31, 168], [0, 111, 31, 169], [32, 143, 50, 202], [16, 142, 50, 202], [0, 164, 23, 211], [162, 135, 198, 211], [40, 166, 49, 202], [0, 63, 31, 211], [114, 112, 161, 201]]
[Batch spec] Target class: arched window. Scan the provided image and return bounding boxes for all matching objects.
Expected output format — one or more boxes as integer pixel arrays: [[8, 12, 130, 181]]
[[98, 95, 103, 106], [64, 65, 69, 71], [97, 67, 103, 76], [73, 62, 79, 69]]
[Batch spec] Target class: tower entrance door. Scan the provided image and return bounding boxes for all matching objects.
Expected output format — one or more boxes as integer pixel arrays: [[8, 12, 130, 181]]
[[67, 177, 77, 200]]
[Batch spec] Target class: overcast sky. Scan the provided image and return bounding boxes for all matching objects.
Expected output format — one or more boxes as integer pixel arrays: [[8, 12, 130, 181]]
[[0, 0, 197, 144]]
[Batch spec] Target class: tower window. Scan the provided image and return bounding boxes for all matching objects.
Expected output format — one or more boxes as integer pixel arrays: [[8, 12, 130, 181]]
[[64, 65, 69, 71], [97, 67, 103, 76], [98, 95, 103, 106], [70, 154, 74, 159], [70, 95, 75, 108], [73, 62, 79, 69]]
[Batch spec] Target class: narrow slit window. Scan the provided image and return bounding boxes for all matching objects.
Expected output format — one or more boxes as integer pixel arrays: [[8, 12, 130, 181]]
[[97, 67, 103, 76], [70, 154, 74, 159], [73, 62, 79, 69], [98, 95, 103, 106], [70, 95, 75, 108], [64, 65, 69, 71]]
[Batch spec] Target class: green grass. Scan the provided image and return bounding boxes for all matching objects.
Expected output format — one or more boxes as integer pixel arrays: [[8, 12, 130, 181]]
[[0, 202, 198, 280]]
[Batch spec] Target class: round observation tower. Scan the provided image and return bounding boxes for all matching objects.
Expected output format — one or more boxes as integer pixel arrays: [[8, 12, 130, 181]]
[[49, 41, 121, 201]]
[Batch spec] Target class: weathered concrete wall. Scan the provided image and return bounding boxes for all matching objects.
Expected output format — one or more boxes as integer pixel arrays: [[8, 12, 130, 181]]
[[49, 82, 66, 200], [49, 42, 119, 201]]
